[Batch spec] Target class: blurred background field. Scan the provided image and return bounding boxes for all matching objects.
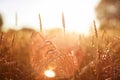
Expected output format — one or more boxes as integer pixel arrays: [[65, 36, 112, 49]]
[[0, 0, 120, 80]]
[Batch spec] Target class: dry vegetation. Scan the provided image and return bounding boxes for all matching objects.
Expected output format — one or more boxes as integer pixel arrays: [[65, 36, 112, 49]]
[[0, 26, 120, 80], [74, 28, 120, 80]]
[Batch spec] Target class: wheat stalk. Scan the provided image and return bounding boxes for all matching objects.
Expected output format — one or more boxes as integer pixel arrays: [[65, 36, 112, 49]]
[[15, 12, 18, 26], [0, 32, 3, 44], [39, 14, 42, 33], [11, 33, 16, 47], [93, 20, 98, 38], [62, 12, 65, 34]]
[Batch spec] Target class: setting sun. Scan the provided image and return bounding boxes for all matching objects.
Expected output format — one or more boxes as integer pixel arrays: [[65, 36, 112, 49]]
[[0, 0, 100, 34]]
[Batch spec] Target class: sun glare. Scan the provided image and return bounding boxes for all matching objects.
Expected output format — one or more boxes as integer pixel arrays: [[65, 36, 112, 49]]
[[44, 70, 56, 78], [0, 0, 100, 35]]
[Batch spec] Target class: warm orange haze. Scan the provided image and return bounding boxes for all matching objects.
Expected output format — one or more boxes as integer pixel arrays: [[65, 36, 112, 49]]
[[0, 0, 120, 80]]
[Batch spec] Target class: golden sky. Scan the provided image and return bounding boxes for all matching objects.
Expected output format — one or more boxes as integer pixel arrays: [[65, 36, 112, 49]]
[[0, 0, 100, 34]]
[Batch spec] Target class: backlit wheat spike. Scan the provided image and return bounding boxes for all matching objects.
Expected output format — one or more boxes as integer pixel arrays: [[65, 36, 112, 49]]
[[0, 32, 3, 43], [11, 33, 16, 47], [101, 29, 106, 40], [62, 12, 65, 34], [93, 20, 101, 80], [15, 12, 18, 26], [93, 20, 98, 38], [39, 14, 42, 33]]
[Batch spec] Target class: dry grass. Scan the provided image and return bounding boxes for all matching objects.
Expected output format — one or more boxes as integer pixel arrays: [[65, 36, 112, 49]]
[[0, 26, 120, 80]]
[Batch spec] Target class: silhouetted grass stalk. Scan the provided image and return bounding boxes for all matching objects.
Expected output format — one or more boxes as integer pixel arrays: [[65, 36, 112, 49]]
[[93, 20, 98, 38], [62, 12, 65, 35], [15, 12, 18, 26], [39, 14, 42, 33], [11, 33, 16, 47], [0, 32, 3, 44], [93, 20, 101, 80]]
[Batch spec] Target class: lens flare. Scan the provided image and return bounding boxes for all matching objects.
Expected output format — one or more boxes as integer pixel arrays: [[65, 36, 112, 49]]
[[44, 70, 56, 78]]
